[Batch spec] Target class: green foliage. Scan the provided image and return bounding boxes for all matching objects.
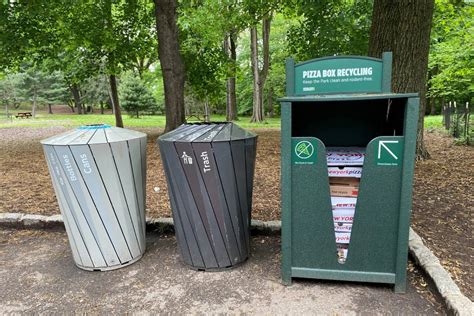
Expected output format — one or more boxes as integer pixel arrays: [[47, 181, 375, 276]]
[[81, 75, 111, 110], [41, 71, 70, 106], [119, 75, 157, 118], [286, 0, 373, 61], [56, 0, 157, 77], [142, 66, 165, 114], [428, 0, 474, 104], [0, 0, 158, 103], [17, 65, 69, 107], [237, 13, 294, 116], [265, 13, 297, 115], [0, 73, 24, 109], [2, 0, 470, 126], [179, 0, 228, 109], [0, 1, 61, 70], [241, 0, 281, 24]]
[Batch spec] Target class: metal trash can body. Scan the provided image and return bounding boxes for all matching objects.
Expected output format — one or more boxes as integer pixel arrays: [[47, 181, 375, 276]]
[[158, 123, 257, 270], [41, 125, 147, 271]]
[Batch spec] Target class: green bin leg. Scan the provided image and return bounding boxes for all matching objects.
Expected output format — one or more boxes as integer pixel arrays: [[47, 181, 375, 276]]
[[394, 276, 406, 293], [281, 269, 292, 286]]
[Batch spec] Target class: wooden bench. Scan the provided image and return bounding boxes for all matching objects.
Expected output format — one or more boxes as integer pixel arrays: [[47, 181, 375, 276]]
[[15, 112, 32, 118]]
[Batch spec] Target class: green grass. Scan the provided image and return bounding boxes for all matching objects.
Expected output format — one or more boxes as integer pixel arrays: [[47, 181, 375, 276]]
[[0, 113, 165, 128], [424, 115, 443, 130], [0, 112, 443, 131], [194, 115, 281, 129], [0, 113, 281, 129]]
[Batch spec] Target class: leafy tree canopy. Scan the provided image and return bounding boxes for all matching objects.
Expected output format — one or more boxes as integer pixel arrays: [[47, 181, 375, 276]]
[[286, 0, 373, 61], [428, 0, 474, 103]]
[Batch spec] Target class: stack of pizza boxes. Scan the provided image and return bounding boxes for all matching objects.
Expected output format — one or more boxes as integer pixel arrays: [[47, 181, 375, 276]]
[[326, 147, 365, 263]]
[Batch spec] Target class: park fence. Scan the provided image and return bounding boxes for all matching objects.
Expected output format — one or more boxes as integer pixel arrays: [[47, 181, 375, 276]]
[[442, 102, 472, 145]]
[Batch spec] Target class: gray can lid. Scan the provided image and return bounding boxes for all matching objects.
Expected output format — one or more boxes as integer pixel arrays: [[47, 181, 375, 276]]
[[159, 122, 256, 143], [40, 124, 146, 145]]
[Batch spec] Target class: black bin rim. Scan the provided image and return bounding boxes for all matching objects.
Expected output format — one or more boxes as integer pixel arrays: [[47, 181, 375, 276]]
[[158, 122, 257, 143]]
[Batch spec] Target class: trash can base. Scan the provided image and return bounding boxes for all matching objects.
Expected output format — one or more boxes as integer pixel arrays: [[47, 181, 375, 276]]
[[75, 254, 144, 272], [184, 256, 249, 272]]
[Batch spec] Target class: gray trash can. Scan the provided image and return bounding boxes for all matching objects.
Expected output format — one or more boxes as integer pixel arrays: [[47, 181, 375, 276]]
[[158, 123, 257, 270], [41, 124, 147, 271]]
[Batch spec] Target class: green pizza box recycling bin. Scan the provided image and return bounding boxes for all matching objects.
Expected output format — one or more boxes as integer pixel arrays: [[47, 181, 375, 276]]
[[280, 52, 419, 292]]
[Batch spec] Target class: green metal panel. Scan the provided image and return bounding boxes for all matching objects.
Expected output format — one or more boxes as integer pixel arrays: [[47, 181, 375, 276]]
[[280, 102, 292, 285], [290, 137, 335, 269], [293, 56, 383, 95], [290, 136, 404, 273], [394, 97, 419, 292], [279, 92, 418, 103], [342, 136, 404, 273], [291, 268, 396, 284]]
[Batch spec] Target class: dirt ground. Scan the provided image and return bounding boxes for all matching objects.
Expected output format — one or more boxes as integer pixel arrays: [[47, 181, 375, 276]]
[[0, 127, 472, 300], [0, 229, 445, 314]]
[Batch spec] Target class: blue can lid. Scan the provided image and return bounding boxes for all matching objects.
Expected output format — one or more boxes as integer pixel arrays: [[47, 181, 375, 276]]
[[78, 124, 112, 130]]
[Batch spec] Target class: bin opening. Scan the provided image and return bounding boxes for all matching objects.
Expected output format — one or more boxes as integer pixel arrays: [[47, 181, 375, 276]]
[[327, 148, 364, 264], [291, 98, 406, 147]]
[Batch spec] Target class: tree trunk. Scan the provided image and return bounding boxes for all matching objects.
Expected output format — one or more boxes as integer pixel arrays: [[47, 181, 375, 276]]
[[430, 98, 436, 115], [68, 100, 75, 113], [225, 31, 238, 121], [250, 25, 262, 122], [70, 84, 82, 115], [250, 16, 271, 123], [48, 103, 53, 114], [109, 74, 124, 128], [100, 102, 104, 114], [204, 98, 210, 122], [267, 84, 274, 118], [154, 0, 186, 132], [32, 89, 37, 118], [368, 0, 434, 160]]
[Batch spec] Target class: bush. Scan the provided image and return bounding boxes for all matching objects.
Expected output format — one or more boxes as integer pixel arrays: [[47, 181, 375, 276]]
[[120, 76, 157, 118]]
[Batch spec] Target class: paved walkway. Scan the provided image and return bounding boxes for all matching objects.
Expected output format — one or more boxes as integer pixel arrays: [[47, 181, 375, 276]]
[[0, 229, 444, 314]]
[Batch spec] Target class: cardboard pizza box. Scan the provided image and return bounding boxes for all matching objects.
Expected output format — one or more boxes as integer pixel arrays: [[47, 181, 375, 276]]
[[326, 147, 365, 166], [330, 185, 359, 197], [332, 208, 354, 223], [335, 232, 351, 244], [334, 222, 352, 232], [329, 177, 360, 186], [331, 196, 357, 209], [328, 166, 362, 178]]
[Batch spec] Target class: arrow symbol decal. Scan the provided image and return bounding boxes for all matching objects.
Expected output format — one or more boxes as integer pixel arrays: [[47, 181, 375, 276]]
[[378, 140, 399, 160]]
